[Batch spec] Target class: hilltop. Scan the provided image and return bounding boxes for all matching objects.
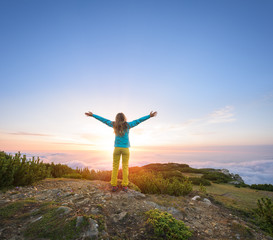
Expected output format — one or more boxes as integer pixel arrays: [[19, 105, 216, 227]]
[[1, 153, 273, 239], [0, 178, 272, 240]]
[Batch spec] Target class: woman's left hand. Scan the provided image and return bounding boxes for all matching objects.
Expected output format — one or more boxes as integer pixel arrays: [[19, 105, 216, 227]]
[[150, 111, 157, 117]]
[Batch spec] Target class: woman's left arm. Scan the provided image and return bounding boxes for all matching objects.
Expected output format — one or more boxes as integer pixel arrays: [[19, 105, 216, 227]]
[[128, 111, 157, 128]]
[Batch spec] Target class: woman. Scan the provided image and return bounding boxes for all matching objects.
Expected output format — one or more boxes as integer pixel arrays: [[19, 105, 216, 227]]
[[85, 111, 157, 192]]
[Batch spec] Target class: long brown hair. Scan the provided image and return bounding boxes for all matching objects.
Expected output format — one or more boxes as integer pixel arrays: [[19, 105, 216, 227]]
[[113, 113, 128, 136]]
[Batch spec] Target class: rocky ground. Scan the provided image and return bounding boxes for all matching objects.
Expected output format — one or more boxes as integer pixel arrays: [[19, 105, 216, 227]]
[[0, 178, 272, 240]]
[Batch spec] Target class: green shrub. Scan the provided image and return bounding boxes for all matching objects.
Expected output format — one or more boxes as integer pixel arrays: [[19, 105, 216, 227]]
[[234, 183, 249, 188], [167, 178, 193, 196], [189, 177, 211, 186], [160, 170, 185, 180], [145, 209, 192, 240], [0, 151, 14, 188], [179, 167, 205, 173], [201, 172, 232, 183], [0, 151, 50, 189], [76, 167, 111, 181], [143, 163, 190, 172], [130, 171, 161, 194], [62, 173, 82, 179], [45, 162, 75, 178], [253, 198, 273, 236], [250, 184, 273, 192], [129, 171, 192, 196], [199, 184, 207, 196]]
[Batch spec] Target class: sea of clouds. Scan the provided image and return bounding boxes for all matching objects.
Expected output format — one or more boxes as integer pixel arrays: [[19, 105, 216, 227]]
[[13, 145, 273, 185]]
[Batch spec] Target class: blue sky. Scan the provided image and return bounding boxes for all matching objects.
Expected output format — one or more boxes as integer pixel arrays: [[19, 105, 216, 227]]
[[1, 0, 273, 152]]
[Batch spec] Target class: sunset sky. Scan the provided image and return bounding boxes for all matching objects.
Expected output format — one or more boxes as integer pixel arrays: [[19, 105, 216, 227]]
[[1, 1, 273, 183]]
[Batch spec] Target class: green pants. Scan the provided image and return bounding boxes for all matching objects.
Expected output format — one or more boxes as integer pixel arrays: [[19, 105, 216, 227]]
[[111, 147, 130, 187]]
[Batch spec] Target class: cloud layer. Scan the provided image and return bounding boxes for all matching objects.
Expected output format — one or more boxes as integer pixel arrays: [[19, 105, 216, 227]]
[[11, 144, 273, 185]]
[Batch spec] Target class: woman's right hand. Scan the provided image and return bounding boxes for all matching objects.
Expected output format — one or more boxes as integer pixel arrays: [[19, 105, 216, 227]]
[[150, 111, 157, 117], [85, 111, 93, 117]]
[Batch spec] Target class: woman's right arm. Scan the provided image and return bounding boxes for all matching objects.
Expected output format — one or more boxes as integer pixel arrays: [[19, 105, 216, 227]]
[[85, 112, 113, 127]]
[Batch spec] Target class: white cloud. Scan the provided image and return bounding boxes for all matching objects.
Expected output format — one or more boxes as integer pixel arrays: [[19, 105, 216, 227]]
[[207, 106, 236, 123], [155, 105, 236, 132], [7, 131, 52, 137], [130, 105, 237, 145]]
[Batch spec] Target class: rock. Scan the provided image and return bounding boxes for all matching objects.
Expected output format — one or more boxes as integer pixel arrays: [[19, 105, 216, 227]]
[[192, 196, 201, 201], [221, 169, 230, 176], [112, 211, 128, 223], [101, 230, 109, 239], [31, 216, 43, 223], [51, 189, 61, 195], [211, 222, 217, 227], [0, 199, 11, 204], [220, 169, 244, 184], [57, 206, 73, 215], [62, 192, 74, 198], [71, 194, 85, 202], [104, 193, 112, 200], [166, 207, 181, 215], [234, 174, 244, 183], [229, 181, 242, 185], [90, 207, 100, 214], [235, 233, 240, 239], [232, 220, 239, 225], [203, 198, 212, 205], [35, 195, 47, 201], [126, 191, 146, 199], [76, 216, 84, 227], [145, 201, 164, 210], [193, 221, 203, 229], [10, 193, 26, 200], [205, 229, 213, 236], [74, 198, 90, 207], [118, 211, 128, 220], [83, 218, 99, 239]]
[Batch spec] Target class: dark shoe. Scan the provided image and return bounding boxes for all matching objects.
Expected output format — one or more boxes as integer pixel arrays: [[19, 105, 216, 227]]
[[122, 186, 128, 192], [112, 186, 118, 192]]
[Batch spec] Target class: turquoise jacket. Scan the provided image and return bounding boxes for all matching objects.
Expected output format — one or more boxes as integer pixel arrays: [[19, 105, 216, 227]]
[[92, 114, 150, 148]]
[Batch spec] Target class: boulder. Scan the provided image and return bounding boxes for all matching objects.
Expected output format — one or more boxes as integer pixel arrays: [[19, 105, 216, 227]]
[[112, 211, 128, 223], [203, 198, 212, 206], [87, 218, 99, 238], [57, 206, 73, 215], [191, 196, 201, 201]]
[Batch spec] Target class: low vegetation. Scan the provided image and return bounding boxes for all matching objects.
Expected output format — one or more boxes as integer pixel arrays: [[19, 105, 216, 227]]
[[0, 151, 50, 189], [201, 171, 233, 183], [45, 162, 76, 178], [0, 198, 105, 240], [189, 177, 211, 186], [253, 198, 273, 236], [76, 167, 111, 181], [62, 173, 82, 179], [145, 209, 192, 240], [129, 170, 193, 196], [250, 184, 273, 192], [0, 153, 194, 196]]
